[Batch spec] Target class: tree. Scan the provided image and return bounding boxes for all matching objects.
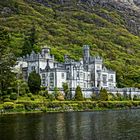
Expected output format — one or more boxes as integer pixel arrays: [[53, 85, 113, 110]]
[[99, 88, 108, 101], [0, 27, 16, 94], [62, 82, 71, 100], [74, 86, 84, 101], [21, 25, 39, 56], [28, 71, 41, 94], [91, 92, 98, 101]]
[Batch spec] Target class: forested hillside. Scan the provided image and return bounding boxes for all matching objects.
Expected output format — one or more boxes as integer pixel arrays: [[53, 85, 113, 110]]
[[0, 0, 140, 88]]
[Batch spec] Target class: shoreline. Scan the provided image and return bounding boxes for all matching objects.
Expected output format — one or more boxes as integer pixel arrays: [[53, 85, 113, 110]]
[[1, 108, 140, 116], [1, 100, 140, 115]]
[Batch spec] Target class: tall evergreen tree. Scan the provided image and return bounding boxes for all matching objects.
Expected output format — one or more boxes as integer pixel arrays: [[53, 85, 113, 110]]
[[62, 82, 72, 100], [21, 25, 39, 56], [74, 86, 84, 101], [28, 71, 41, 94]]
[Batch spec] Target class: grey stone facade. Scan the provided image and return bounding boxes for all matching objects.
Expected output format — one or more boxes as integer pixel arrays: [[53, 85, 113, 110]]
[[16, 45, 140, 97]]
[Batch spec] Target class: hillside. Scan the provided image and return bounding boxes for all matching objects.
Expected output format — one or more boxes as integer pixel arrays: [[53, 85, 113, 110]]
[[0, 0, 140, 88]]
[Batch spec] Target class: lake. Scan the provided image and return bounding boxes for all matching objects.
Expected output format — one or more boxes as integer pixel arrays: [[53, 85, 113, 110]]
[[0, 109, 140, 140]]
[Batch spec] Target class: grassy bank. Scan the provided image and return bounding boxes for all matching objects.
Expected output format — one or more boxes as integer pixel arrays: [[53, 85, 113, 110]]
[[1, 99, 140, 115]]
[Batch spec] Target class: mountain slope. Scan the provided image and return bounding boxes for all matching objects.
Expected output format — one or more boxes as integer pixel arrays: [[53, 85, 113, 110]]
[[0, 0, 140, 88]]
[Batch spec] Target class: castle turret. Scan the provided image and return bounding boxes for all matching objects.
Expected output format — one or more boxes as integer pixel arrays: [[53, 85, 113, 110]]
[[83, 45, 90, 64]]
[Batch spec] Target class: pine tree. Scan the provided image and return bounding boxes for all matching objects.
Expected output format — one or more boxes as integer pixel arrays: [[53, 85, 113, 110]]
[[62, 82, 72, 100], [28, 71, 41, 94], [21, 25, 39, 56], [74, 86, 84, 101]]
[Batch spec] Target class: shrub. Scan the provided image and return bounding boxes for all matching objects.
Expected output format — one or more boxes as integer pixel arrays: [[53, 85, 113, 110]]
[[91, 92, 98, 101], [3, 102, 14, 110], [30, 96, 35, 101], [57, 94, 65, 101], [10, 93, 17, 100], [39, 90, 49, 97], [99, 88, 108, 101], [47, 94, 55, 101], [133, 95, 138, 101], [28, 93, 32, 97], [2, 95, 10, 102], [24, 102, 41, 111], [14, 104, 25, 110], [116, 93, 123, 101], [74, 86, 84, 101]]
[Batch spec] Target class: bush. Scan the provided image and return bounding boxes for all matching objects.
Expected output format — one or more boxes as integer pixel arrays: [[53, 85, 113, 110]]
[[56, 92, 65, 101], [30, 96, 35, 101], [47, 94, 55, 101], [3, 102, 14, 110], [10, 93, 17, 100], [28, 93, 32, 97], [99, 88, 108, 101], [74, 86, 84, 101], [39, 90, 49, 97], [2, 95, 10, 102], [14, 104, 25, 110], [91, 92, 98, 101], [3, 98, 11, 102], [24, 102, 41, 111]]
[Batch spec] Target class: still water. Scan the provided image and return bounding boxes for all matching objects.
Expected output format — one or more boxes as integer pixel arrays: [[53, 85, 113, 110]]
[[0, 109, 140, 140]]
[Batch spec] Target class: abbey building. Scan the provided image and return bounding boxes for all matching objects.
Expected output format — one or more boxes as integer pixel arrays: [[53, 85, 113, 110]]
[[17, 45, 118, 97]]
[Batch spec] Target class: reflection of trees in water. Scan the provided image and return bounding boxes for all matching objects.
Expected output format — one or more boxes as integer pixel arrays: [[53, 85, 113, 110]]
[[0, 110, 140, 140]]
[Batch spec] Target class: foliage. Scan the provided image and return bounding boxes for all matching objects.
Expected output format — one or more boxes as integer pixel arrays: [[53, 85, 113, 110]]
[[14, 104, 25, 111], [28, 71, 41, 94], [3, 102, 14, 110], [99, 88, 108, 101], [21, 26, 40, 56], [0, 27, 16, 94], [39, 90, 49, 97], [53, 87, 59, 99], [74, 86, 84, 101], [47, 94, 55, 101], [56, 92, 65, 101], [91, 92, 98, 101], [10, 92, 17, 100], [62, 82, 71, 100], [0, 0, 140, 88], [27, 93, 32, 97]]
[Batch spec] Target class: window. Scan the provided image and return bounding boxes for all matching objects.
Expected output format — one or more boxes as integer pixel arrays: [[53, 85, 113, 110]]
[[84, 83, 86, 88], [42, 79, 45, 85], [66, 72, 70, 80], [77, 72, 79, 78], [88, 74, 90, 79], [31, 66, 35, 71], [80, 72, 83, 78], [42, 74, 45, 78], [62, 73, 65, 79], [83, 73, 85, 79], [110, 75, 113, 82], [50, 73, 54, 87], [102, 74, 107, 86]]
